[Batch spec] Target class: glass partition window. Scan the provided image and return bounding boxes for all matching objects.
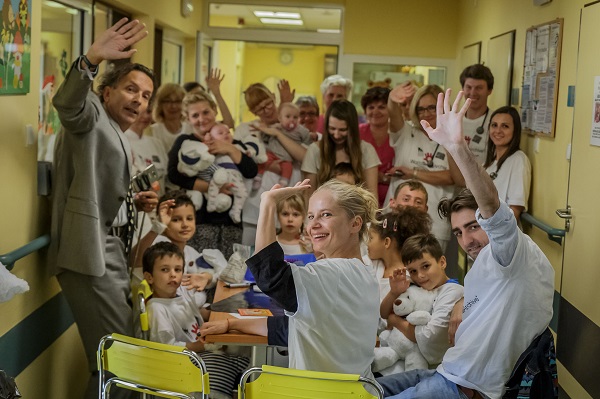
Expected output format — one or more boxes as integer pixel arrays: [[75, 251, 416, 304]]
[[208, 3, 342, 33], [39, 0, 84, 162], [351, 62, 446, 116]]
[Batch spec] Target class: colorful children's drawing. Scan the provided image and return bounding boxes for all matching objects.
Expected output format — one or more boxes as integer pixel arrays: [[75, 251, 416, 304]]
[[0, 0, 31, 94]]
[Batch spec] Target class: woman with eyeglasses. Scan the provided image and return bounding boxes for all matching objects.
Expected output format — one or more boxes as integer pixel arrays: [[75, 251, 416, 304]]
[[301, 100, 380, 199], [384, 85, 454, 251], [448, 106, 531, 220], [359, 87, 398, 207], [295, 95, 320, 140], [236, 82, 309, 245], [151, 83, 191, 154]]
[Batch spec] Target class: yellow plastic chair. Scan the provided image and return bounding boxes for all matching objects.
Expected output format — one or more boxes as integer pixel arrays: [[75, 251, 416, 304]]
[[137, 279, 153, 340], [97, 333, 210, 399], [238, 365, 384, 399]]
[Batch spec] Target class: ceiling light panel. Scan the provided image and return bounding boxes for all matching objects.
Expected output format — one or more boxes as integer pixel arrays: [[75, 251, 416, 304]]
[[254, 11, 301, 19], [260, 18, 303, 25]]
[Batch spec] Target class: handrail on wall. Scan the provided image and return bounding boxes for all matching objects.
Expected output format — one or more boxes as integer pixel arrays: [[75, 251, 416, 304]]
[[521, 212, 565, 245], [0, 235, 51, 271]]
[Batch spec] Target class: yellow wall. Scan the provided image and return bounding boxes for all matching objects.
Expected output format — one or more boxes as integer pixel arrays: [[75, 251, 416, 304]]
[[240, 44, 338, 122], [344, 0, 459, 58]]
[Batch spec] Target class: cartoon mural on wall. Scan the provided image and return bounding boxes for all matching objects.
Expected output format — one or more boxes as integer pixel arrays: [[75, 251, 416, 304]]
[[0, 0, 31, 94]]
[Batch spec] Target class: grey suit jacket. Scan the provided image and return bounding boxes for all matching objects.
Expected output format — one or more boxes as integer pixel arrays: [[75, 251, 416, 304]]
[[48, 62, 132, 277]]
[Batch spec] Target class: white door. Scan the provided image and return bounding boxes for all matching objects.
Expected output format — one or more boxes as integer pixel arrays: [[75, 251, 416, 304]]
[[557, 3, 600, 398]]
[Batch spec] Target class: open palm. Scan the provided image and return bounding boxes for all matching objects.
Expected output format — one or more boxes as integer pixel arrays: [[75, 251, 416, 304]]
[[421, 89, 471, 149], [87, 18, 148, 63]]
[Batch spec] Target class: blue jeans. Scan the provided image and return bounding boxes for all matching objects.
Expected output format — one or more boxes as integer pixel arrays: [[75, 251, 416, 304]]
[[376, 369, 469, 399]]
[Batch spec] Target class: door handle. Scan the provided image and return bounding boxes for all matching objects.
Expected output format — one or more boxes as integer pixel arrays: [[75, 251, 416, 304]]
[[556, 206, 572, 219]]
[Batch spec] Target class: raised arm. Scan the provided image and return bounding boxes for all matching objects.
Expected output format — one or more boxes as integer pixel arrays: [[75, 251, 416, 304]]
[[388, 82, 415, 133], [447, 152, 466, 187], [206, 68, 235, 129], [54, 18, 148, 133], [255, 180, 311, 252], [422, 90, 499, 218], [278, 79, 296, 104]]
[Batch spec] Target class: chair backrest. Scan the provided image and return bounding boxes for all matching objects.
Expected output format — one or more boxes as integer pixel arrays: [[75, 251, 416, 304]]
[[503, 327, 558, 399], [137, 279, 153, 339], [238, 365, 384, 399], [97, 333, 210, 399]]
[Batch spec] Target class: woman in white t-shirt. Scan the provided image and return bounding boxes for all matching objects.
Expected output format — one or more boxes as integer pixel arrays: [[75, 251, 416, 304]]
[[483, 106, 531, 220], [245, 179, 380, 378], [302, 100, 380, 199], [450, 106, 531, 220]]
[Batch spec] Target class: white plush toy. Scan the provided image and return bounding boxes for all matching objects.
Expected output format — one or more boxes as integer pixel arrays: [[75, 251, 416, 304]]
[[373, 285, 438, 373], [177, 140, 214, 210], [178, 137, 249, 224]]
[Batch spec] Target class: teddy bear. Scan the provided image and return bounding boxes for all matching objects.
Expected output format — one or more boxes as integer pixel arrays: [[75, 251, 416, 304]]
[[367, 77, 392, 89], [372, 285, 438, 374], [177, 139, 248, 224]]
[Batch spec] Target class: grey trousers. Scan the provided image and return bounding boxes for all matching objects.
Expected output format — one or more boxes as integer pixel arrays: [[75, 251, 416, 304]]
[[57, 235, 133, 399]]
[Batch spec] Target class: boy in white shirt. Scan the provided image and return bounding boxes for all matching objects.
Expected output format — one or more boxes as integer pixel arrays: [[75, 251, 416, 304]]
[[142, 241, 248, 399]]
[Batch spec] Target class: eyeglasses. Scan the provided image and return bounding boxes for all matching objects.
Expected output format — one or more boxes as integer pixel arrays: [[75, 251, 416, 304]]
[[252, 100, 275, 115], [416, 105, 437, 115], [299, 111, 318, 118]]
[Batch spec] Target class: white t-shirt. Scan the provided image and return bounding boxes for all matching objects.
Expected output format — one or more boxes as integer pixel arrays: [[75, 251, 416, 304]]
[[437, 202, 554, 398], [415, 282, 464, 365], [148, 287, 207, 347], [287, 257, 380, 378], [301, 141, 381, 176], [277, 240, 304, 255], [384, 124, 454, 243], [486, 150, 531, 211], [462, 112, 491, 166], [150, 121, 192, 155]]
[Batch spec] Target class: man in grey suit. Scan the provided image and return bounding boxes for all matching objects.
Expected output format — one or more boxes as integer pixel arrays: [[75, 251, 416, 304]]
[[49, 18, 158, 398]]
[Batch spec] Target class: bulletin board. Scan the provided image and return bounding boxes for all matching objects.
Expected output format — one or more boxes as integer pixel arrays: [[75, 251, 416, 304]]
[[521, 18, 563, 137]]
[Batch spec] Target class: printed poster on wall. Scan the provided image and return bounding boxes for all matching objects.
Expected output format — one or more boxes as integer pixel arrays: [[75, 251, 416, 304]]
[[0, 0, 32, 95], [591, 76, 600, 147]]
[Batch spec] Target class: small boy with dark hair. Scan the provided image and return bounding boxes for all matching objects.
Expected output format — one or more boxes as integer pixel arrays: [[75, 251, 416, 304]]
[[376, 233, 463, 373], [142, 241, 249, 399], [331, 162, 359, 185]]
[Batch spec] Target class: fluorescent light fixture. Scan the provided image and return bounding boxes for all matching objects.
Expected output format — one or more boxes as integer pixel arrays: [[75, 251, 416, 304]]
[[66, 8, 79, 15], [254, 11, 301, 19], [44, 1, 66, 8], [317, 29, 341, 33], [260, 18, 303, 26]]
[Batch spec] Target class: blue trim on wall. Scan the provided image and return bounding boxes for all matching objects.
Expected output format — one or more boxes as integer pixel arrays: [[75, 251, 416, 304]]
[[0, 293, 74, 376]]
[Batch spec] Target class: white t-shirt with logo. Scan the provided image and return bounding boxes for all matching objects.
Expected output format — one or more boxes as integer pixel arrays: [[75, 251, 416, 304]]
[[437, 202, 554, 398], [462, 112, 491, 166]]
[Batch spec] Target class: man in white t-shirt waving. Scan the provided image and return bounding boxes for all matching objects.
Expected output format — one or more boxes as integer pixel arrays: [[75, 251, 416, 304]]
[[377, 90, 554, 399]]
